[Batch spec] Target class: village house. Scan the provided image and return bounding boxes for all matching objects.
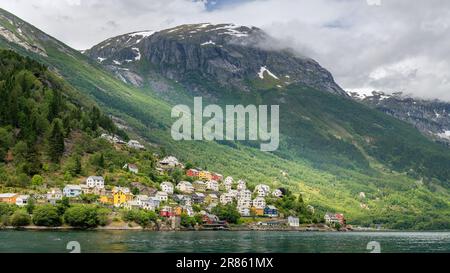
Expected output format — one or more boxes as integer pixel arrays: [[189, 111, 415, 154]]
[[130, 182, 157, 196], [238, 206, 251, 217], [176, 181, 194, 194], [127, 140, 145, 150], [134, 195, 150, 206], [211, 173, 223, 181], [202, 213, 220, 224], [227, 189, 239, 198], [252, 197, 266, 209], [206, 180, 219, 191], [112, 187, 133, 207], [236, 180, 247, 191], [186, 169, 200, 178], [46, 188, 63, 204], [220, 193, 234, 205], [99, 192, 114, 205], [198, 170, 212, 181], [0, 193, 19, 204], [254, 184, 271, 197], [288, 216, 300, 227], [123, 163, 139, 174], [160, 206, 173, 217], [124, 200, 141, 210], [193, 181, 207, 192], [101, 133, 126, 144], [173, 194, 191, 206], [183, 205, 195, 216], [174, 206, 183, 217], [237, 198, 252, 209], [160, 182, 174, 194], [325, 212, 346, 226], [205, 194, 218, 205], [155, 191, 169, 202], [251, 207, 264, 216], [192, 192, 205, 204], [86, 176, 105, 189], [15, 195, 30, 207], [63, 185, 82, 198], [158, 156, 182, 169], [264, 205, 278, 217], [142, 197, 160, 211], [238, 189, 252, 201], [272, 189, 283, 198], [223, 177, 233, 191]]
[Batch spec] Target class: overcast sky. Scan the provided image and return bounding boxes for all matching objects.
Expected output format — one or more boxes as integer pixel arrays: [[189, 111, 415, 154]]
[[1, 0, 450, 101]]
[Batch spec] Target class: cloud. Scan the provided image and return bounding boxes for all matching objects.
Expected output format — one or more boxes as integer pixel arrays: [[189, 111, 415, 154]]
[[1, 0, 450, 101]]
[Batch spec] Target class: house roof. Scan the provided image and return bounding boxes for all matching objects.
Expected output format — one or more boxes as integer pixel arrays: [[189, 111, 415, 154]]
[[64, 185, 82, 190], [266, 205, 277, 210], [88, 176, 104, 180], [0, 193, 18, 198]]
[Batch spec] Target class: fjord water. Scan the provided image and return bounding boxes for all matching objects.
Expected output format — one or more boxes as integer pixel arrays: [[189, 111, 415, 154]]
[[0, 231, 449, 253]]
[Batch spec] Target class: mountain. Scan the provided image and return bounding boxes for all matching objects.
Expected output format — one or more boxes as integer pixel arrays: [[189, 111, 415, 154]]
[[349, 91, 450, 146], [1, 8, 450, 229], [84, 23, 347, 97]]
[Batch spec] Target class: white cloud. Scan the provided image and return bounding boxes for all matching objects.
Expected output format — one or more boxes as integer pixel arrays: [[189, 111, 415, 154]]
[[1, 0, 450, 101]]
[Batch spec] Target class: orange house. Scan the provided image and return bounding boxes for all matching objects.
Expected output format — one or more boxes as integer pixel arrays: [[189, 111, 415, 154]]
[[251, 207, 264, 216], [0, 193, 18, 204]]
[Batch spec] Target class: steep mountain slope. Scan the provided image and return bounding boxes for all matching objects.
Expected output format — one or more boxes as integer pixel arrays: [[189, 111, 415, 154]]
[[1, 8, 449, 229], [348, 91, 450, 146], [85, 23, 347, 97]]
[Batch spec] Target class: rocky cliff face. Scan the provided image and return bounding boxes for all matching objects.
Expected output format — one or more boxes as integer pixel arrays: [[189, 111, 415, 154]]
[[85, 23, 347, 96], [349, 91, 450, 146]]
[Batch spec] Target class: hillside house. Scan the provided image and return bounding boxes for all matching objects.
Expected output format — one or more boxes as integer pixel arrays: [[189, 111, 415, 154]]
[[272, 189, 283, 198], [158, 156, 181, 169], [63, 185, 82, 198], [205, 194, 218, 205], [325, 212, 346, 226], [252, 197, 266, 209], [123, 163, 139, 174], [264, 205, 278, 217], [237, 180, 247, 191], [220, 193, 234, 205], [193, 181, 207, 192], [142, 197, 160, 211], [186, 169, 200, 177], [86, 176, 105, 189], [127, 140, 145, 150], [251, 207, 264, 216], [112, 187, 133, 207], [15, 195, 30, 207], [160, 206, 173, 217], [211, 173, 223, 181], [160, 182, 174, 194], [198, 171, 212, 181], [206, 180, 219, 191], [254, 184, 271, 197], [176, 181, 194, 194], [223, 177, 233, 191], [46, 188, 63, 204], [238, 206, 251, 217], [192, 192, 205, 204], [155, 191, 169, 202]]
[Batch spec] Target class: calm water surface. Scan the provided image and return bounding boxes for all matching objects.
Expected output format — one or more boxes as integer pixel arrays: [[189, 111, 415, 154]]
[[0, 230, 449, 253]]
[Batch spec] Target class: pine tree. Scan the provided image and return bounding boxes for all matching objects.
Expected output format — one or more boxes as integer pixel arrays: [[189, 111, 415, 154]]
[[48, 119, 65, 162]]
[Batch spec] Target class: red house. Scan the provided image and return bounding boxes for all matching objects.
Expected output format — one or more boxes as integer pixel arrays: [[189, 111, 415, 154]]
[[159, 206, 174, 217], [186, 169, 199, 178], [335, 213, 346, 225], [212, 173, 223, 181]]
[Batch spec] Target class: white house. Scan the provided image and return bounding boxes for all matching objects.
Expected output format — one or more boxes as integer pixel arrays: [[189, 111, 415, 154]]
[[254, 184, 271, 197], [236, 180, 247, 191], [160, 182, 174, 194], [127, 140, 145, 150], [183, 205, 195, 216], [15, 195, 30, 207], [158, 156, 181, 169], [63, 185, 82, 198], [272, 189, 283, 198], [288, 216, 300, 227], [220, 193, 234, 205], [86, 176, 105, 189], [176, 181, 194, 194], [46, 188, 63, 201], [123, 163, 139, 174], [252, 197, 266, 209], [206, 180, 219, 191], [227, 189, 239, 198], [142, 197, 160, 211], [223, 176, 233, 191], [155, 191, 169, 202], [135, 195, 150, 206], [238, 189, 252, 201], [238, 206, 250, 217], [124, 200, 140, 210]]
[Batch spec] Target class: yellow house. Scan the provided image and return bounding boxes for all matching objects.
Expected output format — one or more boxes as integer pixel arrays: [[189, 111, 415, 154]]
[[251, 207, 264, 216], [198, 171, 212, 181], [112, 187, 133, 207], [99, 194, 113, 205]]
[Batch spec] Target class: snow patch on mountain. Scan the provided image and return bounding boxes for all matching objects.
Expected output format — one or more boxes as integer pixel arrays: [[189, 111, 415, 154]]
[[258, 66, 279, 80]]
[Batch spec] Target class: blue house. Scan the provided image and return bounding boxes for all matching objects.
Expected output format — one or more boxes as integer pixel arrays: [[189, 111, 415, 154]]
[[264, 205, 278, 217]]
